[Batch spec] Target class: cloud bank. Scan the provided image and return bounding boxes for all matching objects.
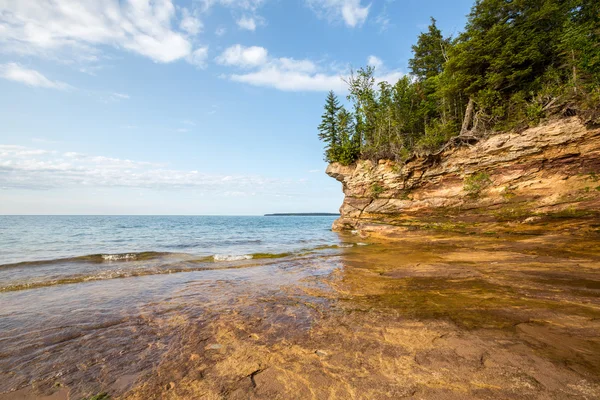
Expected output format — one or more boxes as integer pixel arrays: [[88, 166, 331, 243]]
[[0, 63, 71, 89], [0, 145, 280, 194], [218, 46, 403, 92], [306, 0, 371, 27], [0, 0, 206, 64]]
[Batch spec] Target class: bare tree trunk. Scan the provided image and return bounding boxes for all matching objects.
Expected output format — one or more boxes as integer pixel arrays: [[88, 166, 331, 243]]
[[460, 97, 474, 135], [440, 41, 449, 63]]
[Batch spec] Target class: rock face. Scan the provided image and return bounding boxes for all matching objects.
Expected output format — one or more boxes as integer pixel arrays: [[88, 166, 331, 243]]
[[327, 117, 600, 236]]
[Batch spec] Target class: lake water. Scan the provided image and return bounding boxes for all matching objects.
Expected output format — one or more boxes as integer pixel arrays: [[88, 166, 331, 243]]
[[0, 215, 352, 397], [1, 216, 599, 399], [0, 215, 345, 291]]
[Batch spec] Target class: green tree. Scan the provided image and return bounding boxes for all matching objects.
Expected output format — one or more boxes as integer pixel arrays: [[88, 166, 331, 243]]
[[318, 91, 342, 162], [409, 18, 454, 132], [346, 66, 377, 159], [446, 0, 575, 129], [559, 0, 600, 93], [409, 17, 450, 81], [316, 0, 600, 164], [336, 107, 359, 165]]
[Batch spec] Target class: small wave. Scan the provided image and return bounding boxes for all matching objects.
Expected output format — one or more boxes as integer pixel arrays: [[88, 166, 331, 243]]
[[213, 254, 253, 262], [251, 252, 291, 259], [0, 251, 172, 269], [101, 253, 138, 262], [0, 248, 341, 292], [0, 258, 291, 292], [212, 252, 292, 262]]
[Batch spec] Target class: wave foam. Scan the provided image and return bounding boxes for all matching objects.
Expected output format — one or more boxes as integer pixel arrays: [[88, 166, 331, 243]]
[[213, 254, 253, 262], [101, 253, 138, 262]]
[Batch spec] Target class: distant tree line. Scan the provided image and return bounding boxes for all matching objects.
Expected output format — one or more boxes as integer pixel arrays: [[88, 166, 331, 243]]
[[318, 0, 600, 164]]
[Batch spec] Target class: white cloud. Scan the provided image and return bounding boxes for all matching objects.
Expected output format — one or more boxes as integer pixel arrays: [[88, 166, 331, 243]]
[[179, 8, 203, 35], [375, 10, 391, 32], [0, 0, 207, 65], [374, 71, 405, 86], [367, 55, 383, 69], [230, 67, 346, 92], [0, 145, 280, 192], [216, 45, 268, 67], [111, 92, 130, 100], [306, 0, 370, 27], [215, 27, 227, 36], [278, 58, 317, 73], [237, 16, 257, 31], [220, 45, 403, 92], [198, 0, 265, 12], [188, 46, 210, 68], [0, 63, 71, 90]]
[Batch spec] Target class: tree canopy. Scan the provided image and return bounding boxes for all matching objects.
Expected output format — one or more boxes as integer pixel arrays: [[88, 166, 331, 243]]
[[318, 0, 600, 165]]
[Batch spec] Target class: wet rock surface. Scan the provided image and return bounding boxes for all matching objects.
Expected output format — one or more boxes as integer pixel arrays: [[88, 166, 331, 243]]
[[119, 232, 600, 399]]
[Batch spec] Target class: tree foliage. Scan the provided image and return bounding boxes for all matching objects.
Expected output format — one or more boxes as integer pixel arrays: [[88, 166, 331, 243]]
[[318, 0, 600, 165]]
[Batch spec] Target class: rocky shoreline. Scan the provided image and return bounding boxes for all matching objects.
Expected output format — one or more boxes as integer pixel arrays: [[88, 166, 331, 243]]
[[116, 232, 600, 399]]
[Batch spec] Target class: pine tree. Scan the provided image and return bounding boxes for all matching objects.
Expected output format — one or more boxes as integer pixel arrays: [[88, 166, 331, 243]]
[[316, 0, 600, 163], [318, 91, 341, 163], [336, 107, 359, 165], [560, 0, 600, 92], [409, 18, 450, 81]]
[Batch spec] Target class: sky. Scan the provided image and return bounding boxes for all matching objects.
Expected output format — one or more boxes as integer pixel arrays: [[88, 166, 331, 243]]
[[0, 0, 474, 215]]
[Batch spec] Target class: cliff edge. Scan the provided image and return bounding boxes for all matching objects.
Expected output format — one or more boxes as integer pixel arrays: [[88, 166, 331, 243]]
[[327, 117, 600, 237]]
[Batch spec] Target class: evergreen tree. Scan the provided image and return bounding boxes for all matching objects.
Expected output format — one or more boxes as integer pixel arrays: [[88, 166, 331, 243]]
[[317, 0, 600, 164], [409, 18, 450, 81], [409, 18, 453, 130], [318, 91, 341, 163], [560, 0, 600, 92], [336, 107, 359, 165]]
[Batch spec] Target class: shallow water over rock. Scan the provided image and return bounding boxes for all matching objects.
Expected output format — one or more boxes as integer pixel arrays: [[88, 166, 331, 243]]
[[1, 231, 599, 399]]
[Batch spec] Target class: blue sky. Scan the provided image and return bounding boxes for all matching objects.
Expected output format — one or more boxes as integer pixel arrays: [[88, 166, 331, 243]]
[[0, 0, 473, 215]]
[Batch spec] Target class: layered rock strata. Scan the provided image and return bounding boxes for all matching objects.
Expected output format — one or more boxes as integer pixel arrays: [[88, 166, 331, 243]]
[[327, 117, 600, 236]]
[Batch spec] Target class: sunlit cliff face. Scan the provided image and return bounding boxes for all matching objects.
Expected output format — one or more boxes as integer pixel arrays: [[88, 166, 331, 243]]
[[327, 117, 600, 235]]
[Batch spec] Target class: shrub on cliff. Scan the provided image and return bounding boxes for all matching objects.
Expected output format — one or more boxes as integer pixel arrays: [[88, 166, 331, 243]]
[[464, 172, 492, 198]]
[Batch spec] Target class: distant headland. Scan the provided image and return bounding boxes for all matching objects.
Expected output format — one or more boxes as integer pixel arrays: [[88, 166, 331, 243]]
[[264, 213, 340, 217]]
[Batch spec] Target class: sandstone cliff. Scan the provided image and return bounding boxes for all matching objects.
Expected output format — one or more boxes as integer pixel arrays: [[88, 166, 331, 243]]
[[327, 117, 600, 237]]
